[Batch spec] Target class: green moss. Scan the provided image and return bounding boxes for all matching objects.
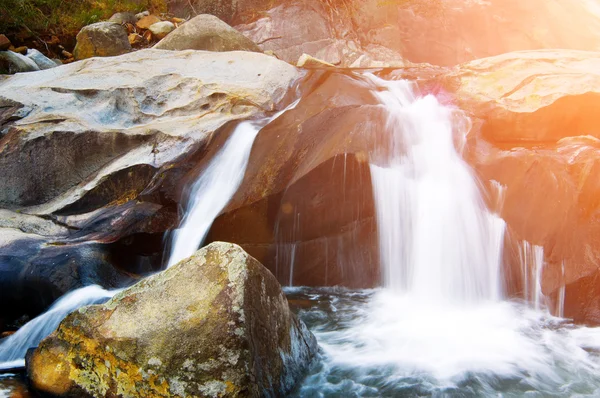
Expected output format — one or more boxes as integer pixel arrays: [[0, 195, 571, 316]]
[[0, 0, 167, 36]]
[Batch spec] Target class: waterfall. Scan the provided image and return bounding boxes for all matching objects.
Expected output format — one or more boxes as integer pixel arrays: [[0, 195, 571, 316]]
[[0, 285, 117, 370], [167, 99, 299, 268], [367, 75, 505, 303]]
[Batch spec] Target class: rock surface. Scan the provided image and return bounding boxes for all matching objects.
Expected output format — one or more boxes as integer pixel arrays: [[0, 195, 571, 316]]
[[73, 22, 132, 60], [154, 14, 261, 52], [27, 242, 317, 397]]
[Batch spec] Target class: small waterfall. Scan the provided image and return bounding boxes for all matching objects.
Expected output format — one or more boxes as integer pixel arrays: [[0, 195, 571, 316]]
[[519, 241, 546, 310], [367, 75, 505, 303], [0, 285, 117, 370], [167, 100, 299, 268]]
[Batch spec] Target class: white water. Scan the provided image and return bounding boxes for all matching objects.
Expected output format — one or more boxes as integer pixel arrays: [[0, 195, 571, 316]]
[[167, 100, 299, 267], [0, 285, 116, 370], [368, 75, 505, 302], [292, 75, 600, 396]]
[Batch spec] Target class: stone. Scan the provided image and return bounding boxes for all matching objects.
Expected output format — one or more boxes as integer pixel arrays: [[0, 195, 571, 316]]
[[148, 21, 175, 40], [297, 53, 335, 68], [128, 33, 146, 47], [0, 34, 11, 51], [154, 14, 261, 52], [135, 15, 161, 30], [27, 242, 317, 397], [0, 51, 40, 74], [25, 49, 59, 70], [73, 22, 131, 60], [108, 12, 137, 25]]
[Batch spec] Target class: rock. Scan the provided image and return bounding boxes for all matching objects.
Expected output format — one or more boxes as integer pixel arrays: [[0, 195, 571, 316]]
[[135, 15, 161, 30], [135, 10, 150, 20], [73, 22, 131, 60], [128, 33, 147, 47], [0, 49, 299, 322], [0, 34, 11, 51], [27, 242, 317, 397], [25, 49, 59, 70], [108, 12, 137, 25], [154, 14, 261, 53], [0, 51, 40, 74], [297, 53, 335, 68], [12, 46, 27, 55], [148, 21, 175, 40]]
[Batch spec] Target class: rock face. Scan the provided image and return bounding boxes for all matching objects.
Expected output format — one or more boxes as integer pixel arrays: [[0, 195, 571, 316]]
[[73, 22, 132, 60], [27, 242, 317, 397], [154, 14, 261, 52], [169, 0, 600, 67], [0, 49, 299, 327]]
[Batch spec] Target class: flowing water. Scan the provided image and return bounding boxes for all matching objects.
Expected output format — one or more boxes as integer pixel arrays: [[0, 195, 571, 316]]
[[0, 285, 117, 370], [167, 100, 299, 267]]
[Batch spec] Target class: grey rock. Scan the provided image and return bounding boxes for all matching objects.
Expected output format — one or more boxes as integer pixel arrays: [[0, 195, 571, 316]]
[[73, 22, 131, 60], [108, 12, 137, 25], [154, 14, 261, 52], [26, 49, 59, 70], [148, 21, 175, 40]]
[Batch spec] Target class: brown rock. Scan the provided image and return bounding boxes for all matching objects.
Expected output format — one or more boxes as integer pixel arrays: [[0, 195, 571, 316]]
[[128, 33, 147, 47], [297, 53, 335, 68], [135, 15, 161, 30], [0, 34, 11, 51], [73, 22, 131, 60], [12, 46, 27, 55], [26, 242, 317, 398]]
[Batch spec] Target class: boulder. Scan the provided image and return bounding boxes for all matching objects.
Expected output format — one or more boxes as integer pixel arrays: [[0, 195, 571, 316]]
[[25, 49, 59, 70], [296, 53, 335, 68], [108, 12, 137, 25], [154, 14, 261, 53], [148, 21, 176, 40], [27, 242, 317, 397], [73, 22, 131, 60], [0, 34, 11, 51], [0, 51, 40, 74], [0, 49, 299, 323]]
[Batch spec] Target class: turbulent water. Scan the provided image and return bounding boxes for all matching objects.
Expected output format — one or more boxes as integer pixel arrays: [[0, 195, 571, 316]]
[[289, 76, 600, 397]]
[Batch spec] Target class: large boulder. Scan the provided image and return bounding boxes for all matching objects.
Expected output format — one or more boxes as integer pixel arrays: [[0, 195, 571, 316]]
[[27, 242, 317, 397], [73, 22, 132, 60], [0, 49, 299, 324], [154, 14, 262, 52]]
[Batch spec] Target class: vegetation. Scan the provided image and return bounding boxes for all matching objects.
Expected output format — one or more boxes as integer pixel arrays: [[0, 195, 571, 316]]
[[0, 0, 167, 35]]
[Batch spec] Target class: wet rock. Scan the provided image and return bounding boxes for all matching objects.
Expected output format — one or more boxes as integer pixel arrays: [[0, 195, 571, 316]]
[[27, 242, 317, 397], [148, 21, 175, 40], [108, 12, 137, 25], [0, 51, 39, 74], [154, 14, 261, 52], [25, 49, 59, 70], [136, 15, 161, 30], [73, 22, 131, 60], [0, 34, 11, 51]]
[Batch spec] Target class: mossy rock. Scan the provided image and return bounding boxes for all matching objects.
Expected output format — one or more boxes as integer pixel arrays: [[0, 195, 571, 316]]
[[26, 242, 317, 397]]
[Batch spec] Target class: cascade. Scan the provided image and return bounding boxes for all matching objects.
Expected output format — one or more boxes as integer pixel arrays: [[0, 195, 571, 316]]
[[367, 75, 506, 302], [167, 100, 299, 268]]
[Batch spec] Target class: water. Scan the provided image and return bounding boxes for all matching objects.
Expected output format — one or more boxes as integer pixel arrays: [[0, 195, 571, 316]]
[[167, 100, 300, 268], [0, 285, 116, 370], [290, 288, 600, 397], [289, 76, 600, 396]]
